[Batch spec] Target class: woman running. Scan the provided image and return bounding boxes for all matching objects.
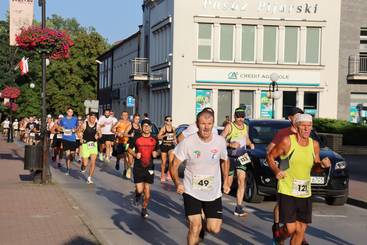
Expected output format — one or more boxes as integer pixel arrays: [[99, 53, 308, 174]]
[[125, 113, 142, 179]]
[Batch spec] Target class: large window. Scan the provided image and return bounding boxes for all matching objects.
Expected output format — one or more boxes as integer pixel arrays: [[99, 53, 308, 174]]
[[284, 27, 298, 63], [241, 25, 256, 62], [306, 27, 321, 64], [218, 90, 232, 126], [220, 24, 234, 61], [239, 91, 254, 118], [263, 26, 277, 62], [304, 92, 318, 116], [282, 91, 297, 117], [198, 23, 212, 60]]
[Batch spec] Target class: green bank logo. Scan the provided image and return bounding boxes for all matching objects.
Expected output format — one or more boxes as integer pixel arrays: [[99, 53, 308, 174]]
[[228, 72, 238, 80]]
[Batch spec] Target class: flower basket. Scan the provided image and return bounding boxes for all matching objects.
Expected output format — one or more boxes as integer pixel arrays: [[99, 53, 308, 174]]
[[5, 102, 18, 112], [15, 25, 74, 60], [0, 87, 21, 99]]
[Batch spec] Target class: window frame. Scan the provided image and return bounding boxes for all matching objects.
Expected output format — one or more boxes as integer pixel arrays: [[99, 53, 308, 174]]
[[219, 24, 235, 62], [241, 25, 257, 63], [262, 25, 278, 64], [305, 27, 321, 65], [283, 26, 300, 64], [197, 23, 213, 61]]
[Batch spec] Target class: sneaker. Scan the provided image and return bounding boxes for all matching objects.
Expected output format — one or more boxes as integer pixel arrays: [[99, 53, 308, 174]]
[[134, 194, 142, 206], [57, 163, 62, 168], [81, 164, 86, 173], [160, 174, 166, 183], [234, 205, 248, 217], [115, 162, 120, 171], [87, 176, 94, 184], [126, 167, 132, 179], [166, 171, 172, 181], [99, 153, 104, 161], [301, 239, 309, 245], [272, 223, 280, 241], [141, 208, 149, 218], [65, 169, 70, 176]]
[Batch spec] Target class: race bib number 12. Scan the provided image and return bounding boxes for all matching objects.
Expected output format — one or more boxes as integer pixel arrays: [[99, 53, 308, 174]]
[[292, 179, 310, 197], [192, 175, 214, 191]]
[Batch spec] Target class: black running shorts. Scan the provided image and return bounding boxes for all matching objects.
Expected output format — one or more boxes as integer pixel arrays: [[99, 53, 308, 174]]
[[160, 144, 175, 153], [278, 193, 312, 224], [133, 163, 154, 184], [62, 140, 77, 151], [183, 193, 223, 219], [101, 134, 115, 143]]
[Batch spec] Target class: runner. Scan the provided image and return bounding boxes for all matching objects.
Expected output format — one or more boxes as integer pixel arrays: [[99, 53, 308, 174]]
[[220, 107, 254, 216], [59, 108, 78, 175], [51, 115, 64, 168], [157, 115, 176, 182], [125, 113, 141, 179], [98, 109, 118, 163], [267, 114, 331, 245], [2, 118, 10, 136], [25, 116, 40, 145], [266, 107, 308, 244], [46, 115, 54, 146], [19, 117, 28, 142], [12, 119, 19, 138], [127, 119, 159, 218], [112, 111, 130, 175], [79, 112, 101, 184], [75, 117, 85, 164], [171, 109, 230, 245]]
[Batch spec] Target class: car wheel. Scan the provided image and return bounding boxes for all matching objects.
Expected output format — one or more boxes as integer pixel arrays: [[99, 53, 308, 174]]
[[245, 169, 264, 203], [325, 194, 348, 206]]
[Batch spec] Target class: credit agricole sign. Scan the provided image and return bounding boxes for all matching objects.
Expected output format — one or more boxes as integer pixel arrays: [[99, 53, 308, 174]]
[[202, 0, 319, 14]]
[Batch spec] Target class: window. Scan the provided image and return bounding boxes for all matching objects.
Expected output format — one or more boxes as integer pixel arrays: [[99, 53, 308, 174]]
[[198, 23, 212, 60], [282, 91, 297, 118], [304, 92, 318, 116], [350, 93, 367, 123], [217, 90, 232, 126], [263, 26, 277, 62], [239, 91, 254, 118], [360, 27, 367, 54], [284, 27, 298, 63], [306, 27, 321, 64], [241, 25, 256, 62], [220, 24, 234, 61]]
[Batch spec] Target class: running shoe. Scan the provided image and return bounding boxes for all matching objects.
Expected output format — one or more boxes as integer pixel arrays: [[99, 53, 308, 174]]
[[125, 167, 132, 179], [272, 223, 281, 242], [234, 205, 248, 217], [301, 239, 309, 245], [141, 208, 149, 218], [115, 161, 120, 171], [65, 169, 70, 176], [166, 171, 172, 181], [87, 176, 94, 184], [80, 164, 86, 173], [99, 153, 104, 161], [160, 174, 166, 183]]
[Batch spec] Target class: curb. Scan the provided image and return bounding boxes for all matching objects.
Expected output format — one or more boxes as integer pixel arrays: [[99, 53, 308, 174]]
[[347, 197, 367, 209]]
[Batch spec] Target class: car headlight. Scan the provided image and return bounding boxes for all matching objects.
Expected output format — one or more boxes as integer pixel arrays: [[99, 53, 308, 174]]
[[335, 161, 346, 170]]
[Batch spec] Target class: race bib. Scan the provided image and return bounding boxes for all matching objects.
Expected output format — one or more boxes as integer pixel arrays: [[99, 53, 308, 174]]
[[30, 132, 35, 137], [238, 153, 251, 166], [192, 175, 214, 191], [57, 134, 63, 139], [87, 142, 95, 149], [64, 129, 72, 136], [292, 179, 310, 197], [166, 134, 174, 141]]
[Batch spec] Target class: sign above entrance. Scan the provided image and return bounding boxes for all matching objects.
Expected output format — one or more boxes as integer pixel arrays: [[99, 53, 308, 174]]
[[126, 96, 135, 107], [196, 67, 321, 87]]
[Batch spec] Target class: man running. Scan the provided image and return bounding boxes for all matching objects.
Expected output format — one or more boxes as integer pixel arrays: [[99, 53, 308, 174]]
[[13, 119, 19, 138], [171, 109, 230, 245], [79, 112, 101, 184], [59, 108, 78, 175], [220, 107, 254, 216], [26, 116, 40, 145], [98, 109, 117, 163], [267, 114, 331, 245], [112, 111, 131, 175], [2, 118, 10, 136], [125, 113, 142, 179], [128, 119, 159, 218], [51, 115, 64, 168]]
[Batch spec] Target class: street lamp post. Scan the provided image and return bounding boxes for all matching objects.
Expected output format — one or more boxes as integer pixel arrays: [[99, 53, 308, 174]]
[[7, 99, 14, 143], [269, 73, 280, 119]]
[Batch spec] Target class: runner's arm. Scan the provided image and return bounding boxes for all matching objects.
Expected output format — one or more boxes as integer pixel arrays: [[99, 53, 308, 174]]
[[157, 127, 166, 140], [171, 155, 183, 186], [221, 158, 230, 194], [312, 140, 331, 172], [177, 132, 185, 143]]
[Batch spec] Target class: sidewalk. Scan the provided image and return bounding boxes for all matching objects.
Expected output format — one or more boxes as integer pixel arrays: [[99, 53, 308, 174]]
[[0, 137, 99, 245]]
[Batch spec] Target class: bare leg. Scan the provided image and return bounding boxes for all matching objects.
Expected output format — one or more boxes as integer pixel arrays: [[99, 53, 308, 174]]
[[187, 214, 202, 245]]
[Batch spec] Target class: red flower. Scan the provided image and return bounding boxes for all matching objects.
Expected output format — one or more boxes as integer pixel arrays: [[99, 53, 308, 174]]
[[5, 102, 18, 112], [1, 87, 21, 99]]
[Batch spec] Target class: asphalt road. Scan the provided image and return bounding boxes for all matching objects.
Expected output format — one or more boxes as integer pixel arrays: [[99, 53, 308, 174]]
[[50, 159, 367, 245]]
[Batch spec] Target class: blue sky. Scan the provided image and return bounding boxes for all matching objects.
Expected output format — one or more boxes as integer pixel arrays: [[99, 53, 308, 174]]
[[0, 0, 142, 44]]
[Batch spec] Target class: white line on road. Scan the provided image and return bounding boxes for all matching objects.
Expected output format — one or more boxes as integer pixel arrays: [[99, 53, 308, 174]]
[[313, 214, 347, 218]]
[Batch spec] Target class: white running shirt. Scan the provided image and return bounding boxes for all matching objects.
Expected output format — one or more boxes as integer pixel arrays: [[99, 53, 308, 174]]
[[98, 116, 117, 135], [174, 133, 228, 201]]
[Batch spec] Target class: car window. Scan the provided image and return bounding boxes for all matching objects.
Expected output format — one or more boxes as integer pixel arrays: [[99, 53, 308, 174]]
[[250, 126, 281, 144]]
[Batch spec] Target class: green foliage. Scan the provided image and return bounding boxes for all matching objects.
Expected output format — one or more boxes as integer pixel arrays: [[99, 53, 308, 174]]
[[313, 118, 367, 145], [0, 15, 109, 118]]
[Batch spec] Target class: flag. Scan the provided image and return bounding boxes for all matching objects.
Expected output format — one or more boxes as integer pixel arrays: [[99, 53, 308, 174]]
[[19, 57, 29, 75]]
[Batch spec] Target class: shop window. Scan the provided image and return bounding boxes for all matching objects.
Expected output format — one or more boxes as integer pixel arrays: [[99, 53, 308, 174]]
[[282, 91, 297, 118], [284, 27, 299, 63], [198, 23, 212, 60], [306, 27, 321, 64], [239, 91, 254, 118], [196, 89, 213, 115], [241, 25, 255, 62], [349, 93, 367, 123], [304, 92, 318, 116], [220, 24, 234, 61], [218, 90, 232, 126], [263, 26, 277, 63]]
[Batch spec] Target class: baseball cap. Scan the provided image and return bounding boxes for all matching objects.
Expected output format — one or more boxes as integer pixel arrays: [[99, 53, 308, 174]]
[[288, 107, 304, 117], [47, 114, 52, 118], [234, 107, 246, 118], [141, 119, 152, 126], [58, 114, 64, 119]]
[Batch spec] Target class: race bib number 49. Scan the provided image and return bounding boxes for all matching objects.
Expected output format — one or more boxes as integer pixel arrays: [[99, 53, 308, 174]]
[[292, 179, 310, 197], [192, 175, 214, 191], [238, 153, 251, 166], [87, 142, 95, 149]]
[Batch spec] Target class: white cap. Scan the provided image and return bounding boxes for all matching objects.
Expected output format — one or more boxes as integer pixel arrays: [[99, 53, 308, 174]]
[[58, 114, 64, 119], [47, 114, 52, 118], [295, 113, 313, 123]]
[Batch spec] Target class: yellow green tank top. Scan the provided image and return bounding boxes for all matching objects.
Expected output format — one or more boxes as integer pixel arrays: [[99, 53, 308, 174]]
[[278, 135, 315, 198], [226, 122, 248, 147]]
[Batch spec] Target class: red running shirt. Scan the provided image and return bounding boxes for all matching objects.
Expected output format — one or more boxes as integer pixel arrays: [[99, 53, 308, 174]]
[[130, 135, 158, 167]]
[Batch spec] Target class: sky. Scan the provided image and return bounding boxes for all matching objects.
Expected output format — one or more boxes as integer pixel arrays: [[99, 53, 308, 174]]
[[0, 0, 142, 44]]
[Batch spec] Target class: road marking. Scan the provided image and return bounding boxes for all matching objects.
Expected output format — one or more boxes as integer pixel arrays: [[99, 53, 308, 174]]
[[313, 214, 347, 218]]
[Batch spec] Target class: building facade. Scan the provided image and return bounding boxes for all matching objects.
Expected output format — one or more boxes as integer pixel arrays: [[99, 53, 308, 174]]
[[139, 0, 343, 126]]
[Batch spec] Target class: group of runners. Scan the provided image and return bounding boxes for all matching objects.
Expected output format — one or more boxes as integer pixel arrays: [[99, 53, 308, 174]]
[[2, 103, 332, 245]]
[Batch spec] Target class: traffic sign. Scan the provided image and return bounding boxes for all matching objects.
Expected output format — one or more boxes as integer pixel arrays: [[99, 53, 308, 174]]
[[126, 96, 135, 107]]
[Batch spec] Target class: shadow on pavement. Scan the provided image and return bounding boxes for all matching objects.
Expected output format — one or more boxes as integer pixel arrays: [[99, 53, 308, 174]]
[[0, 153, 23, 160], [63, 236, 99, 245]]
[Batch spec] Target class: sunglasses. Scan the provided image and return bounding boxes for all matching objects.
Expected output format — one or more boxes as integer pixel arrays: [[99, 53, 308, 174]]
[[165, 119, 172, 122]]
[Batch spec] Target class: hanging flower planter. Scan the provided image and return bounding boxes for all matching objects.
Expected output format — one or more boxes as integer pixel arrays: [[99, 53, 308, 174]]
[[0, 87, 21, 99], [15, 25, 74, 60], [5, 102, 18, 112]]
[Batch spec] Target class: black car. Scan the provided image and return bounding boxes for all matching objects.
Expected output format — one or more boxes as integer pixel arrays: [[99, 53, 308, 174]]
[[244, 119, 349, 206]]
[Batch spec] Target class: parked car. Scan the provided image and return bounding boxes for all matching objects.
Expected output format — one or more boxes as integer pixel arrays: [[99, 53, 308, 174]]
[[244, 119, 349, 206]]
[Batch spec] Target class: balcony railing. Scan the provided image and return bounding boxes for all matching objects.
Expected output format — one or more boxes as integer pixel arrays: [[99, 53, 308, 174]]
[[130, 58, 149, 81]]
